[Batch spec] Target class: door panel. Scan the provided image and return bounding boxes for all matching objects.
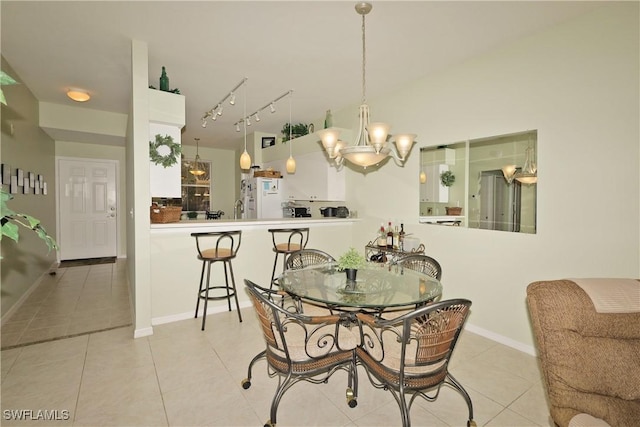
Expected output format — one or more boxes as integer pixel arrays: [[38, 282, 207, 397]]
[[58, 159, 117, 260]]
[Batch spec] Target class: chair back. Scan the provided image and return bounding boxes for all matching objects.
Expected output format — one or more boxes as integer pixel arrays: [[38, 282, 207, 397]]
[[397, 254, 442, 280], [357, 299, 471, 386], [245, 279, 355, 364], [286, 249, 335, 270], [191, 230, 241, 260], [268, 228, 309, 253]]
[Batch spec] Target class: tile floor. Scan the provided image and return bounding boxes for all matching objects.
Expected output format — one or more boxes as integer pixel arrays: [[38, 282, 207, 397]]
[[1, 261, 131, 349], [1, 261, 553, 427]]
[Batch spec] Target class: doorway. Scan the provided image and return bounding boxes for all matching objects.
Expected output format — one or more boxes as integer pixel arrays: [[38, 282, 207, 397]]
[[479, 170, 521, 232], [57, 158, 118, 261]]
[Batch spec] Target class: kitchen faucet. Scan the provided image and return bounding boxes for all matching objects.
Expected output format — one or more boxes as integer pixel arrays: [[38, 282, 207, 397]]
[[234, 199, 244, 220]]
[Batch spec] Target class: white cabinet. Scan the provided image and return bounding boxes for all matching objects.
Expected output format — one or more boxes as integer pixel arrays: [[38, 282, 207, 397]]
[[266, 151, 345, 202], [419, 164, 449, 203]]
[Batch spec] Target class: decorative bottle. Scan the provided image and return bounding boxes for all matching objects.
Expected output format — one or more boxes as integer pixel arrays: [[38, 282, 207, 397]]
[[386, 222, 394, 249], [324, 109, 333, 129], [159, 66, 170, 92], [399, 224, 405, 252], [377, 223, 386, 247]]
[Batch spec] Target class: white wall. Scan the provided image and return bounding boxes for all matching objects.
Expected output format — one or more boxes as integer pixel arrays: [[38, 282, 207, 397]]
[[1, 58, 58, 318], [336, 3, 639, 352]]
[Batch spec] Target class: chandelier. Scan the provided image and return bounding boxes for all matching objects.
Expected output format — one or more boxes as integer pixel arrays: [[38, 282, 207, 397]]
[[318, 2, 416, 169], [189, 138, 205, 176], [501, 134, 537, 184]]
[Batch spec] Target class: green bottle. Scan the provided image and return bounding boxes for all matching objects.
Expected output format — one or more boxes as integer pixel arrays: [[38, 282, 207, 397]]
[[159, 66, 169, 91]]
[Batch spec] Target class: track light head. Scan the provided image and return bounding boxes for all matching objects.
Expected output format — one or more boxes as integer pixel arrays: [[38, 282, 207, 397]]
[[229, 92, 236, 105], [270, 103, 276, 113]]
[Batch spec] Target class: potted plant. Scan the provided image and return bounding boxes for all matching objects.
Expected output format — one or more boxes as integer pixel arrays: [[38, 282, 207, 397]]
[[337, 247, 366, 281], [281, 123, 309, 141], [187, 211, 198, 220], [1, 189, 58, 259]]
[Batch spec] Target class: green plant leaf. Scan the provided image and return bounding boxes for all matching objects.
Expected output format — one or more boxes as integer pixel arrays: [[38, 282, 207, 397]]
[[0, 71, 17, 86], [1, 221, 19, 242]]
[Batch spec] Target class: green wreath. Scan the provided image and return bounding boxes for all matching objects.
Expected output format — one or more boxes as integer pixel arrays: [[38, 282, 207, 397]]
[[149, 134, 181, 168], [440, 170, 456, 187]]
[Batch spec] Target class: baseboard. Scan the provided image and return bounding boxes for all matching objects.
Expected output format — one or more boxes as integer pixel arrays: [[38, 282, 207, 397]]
[[133, 327, 154, 338], [465, 322, 536, 356], [151, 300, 253, 326], [1, 261, 59, 326]]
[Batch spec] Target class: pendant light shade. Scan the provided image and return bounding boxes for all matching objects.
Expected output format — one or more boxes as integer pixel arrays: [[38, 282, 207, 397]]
[[419, 170, 427, 184], [239, 81, 252, 170], [240, 150, 251, 170], [286, 90, 296, 174]]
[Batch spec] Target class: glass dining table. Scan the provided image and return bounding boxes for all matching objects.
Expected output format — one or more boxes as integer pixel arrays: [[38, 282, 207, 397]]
[[277, 262, 442, 314]]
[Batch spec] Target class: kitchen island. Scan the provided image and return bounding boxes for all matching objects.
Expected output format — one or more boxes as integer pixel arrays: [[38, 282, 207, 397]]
[[149, 217, 359, 326]]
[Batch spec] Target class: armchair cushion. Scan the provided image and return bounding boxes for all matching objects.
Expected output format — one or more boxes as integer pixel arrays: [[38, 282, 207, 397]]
[[526, 279, 640, 427]]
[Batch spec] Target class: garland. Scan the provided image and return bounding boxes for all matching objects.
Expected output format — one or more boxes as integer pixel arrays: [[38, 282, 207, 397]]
[[149, 134, 181, 168]]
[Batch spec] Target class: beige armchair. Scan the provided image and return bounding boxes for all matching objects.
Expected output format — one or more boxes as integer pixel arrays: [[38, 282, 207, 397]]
[[526, 279, 640, 427]]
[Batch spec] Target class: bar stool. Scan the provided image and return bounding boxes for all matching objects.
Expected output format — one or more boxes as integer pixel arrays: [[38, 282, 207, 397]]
[[191, 230, 243, 330], [268, 228, 309, 289]]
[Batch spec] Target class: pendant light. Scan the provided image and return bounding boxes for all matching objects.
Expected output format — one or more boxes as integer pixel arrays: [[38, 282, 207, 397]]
[[419, 170, 427, 184], [190, 138, 205, 176], [286, 90, 296, 174], [317, 2, 416, 170], [239, 82, 252, 170]]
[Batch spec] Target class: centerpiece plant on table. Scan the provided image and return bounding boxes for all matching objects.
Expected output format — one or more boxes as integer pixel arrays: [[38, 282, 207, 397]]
[[337, 247, 366, 281]]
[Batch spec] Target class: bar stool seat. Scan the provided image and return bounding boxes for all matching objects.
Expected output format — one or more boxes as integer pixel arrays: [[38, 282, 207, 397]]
[[191, 230, 243, 330], [268, 228, 309, 289]]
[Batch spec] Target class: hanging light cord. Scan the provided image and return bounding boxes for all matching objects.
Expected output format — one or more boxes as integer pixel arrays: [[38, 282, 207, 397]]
[[361, 10, 367, 105]]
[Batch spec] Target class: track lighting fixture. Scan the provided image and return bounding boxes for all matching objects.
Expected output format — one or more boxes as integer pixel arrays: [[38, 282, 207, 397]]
[[200, 77, 247, 124], [232, 90, 292, 132], [254, 112, 260, 122], [201, 118, 207, 128], [270, 103, 276, 113]]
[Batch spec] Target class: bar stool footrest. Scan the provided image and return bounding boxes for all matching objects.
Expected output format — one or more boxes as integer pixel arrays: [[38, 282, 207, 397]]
[[199, 286, 237, 301]]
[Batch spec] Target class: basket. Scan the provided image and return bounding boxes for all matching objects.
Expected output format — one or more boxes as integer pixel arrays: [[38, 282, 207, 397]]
[[445, 207, 463, 216], [253, 170, 282, 178], [150, 205, 182, 223]]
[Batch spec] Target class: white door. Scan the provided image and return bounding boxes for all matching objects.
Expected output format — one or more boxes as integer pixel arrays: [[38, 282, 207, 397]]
[[57, 158, 117, 260]]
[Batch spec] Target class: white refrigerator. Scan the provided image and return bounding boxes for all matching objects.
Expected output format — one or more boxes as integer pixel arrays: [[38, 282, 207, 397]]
[[242, 177, 284, 219]]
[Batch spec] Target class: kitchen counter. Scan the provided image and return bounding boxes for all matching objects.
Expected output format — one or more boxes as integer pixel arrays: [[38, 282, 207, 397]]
[[149, 217, 358, 324], [419, 215, 464, 225], [151, 217, 358, 232]]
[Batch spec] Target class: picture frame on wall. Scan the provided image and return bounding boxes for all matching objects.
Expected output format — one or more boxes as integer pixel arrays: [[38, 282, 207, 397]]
[[10, 176, 18, 194], [17, 169, 24, 185], [43, 182, 48, 195], [1, 163, 10, 185], [29, 172, 35, 188], [261, 136, 276, 148], [23, 177, 30, 194]]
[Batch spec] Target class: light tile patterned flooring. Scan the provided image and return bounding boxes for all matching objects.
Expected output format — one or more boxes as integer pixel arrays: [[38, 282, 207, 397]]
[[1, 261, 131, 349], [1, 261, 553, 426]]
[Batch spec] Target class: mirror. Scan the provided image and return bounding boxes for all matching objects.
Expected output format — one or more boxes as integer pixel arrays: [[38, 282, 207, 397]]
[[419, 130, 537, 234]]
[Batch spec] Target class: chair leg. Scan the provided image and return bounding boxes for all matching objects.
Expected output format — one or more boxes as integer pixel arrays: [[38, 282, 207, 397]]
[[241, 349, 266, 389], [446, 373, 475, 426], [195, 261, 206, 319], [201, 261, 212, 331], [270, 252, 280, 290], [223, 261, 232, 312], [227, 260, 242, 322]]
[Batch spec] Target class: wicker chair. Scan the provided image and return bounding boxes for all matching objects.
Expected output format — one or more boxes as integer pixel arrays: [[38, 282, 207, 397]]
[[396, 254, 442, 280], [356, 299, 475, 427], [285, 248, 335, 270], [241, 280, 359, 427]]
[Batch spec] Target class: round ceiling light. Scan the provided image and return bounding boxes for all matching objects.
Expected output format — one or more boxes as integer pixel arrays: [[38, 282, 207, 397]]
[[67, 89, 90, 102]]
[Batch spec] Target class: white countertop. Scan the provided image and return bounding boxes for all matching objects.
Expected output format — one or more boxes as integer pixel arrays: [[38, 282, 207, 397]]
[[150, 217, 359, 233], [419, 216, 464, 224]]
